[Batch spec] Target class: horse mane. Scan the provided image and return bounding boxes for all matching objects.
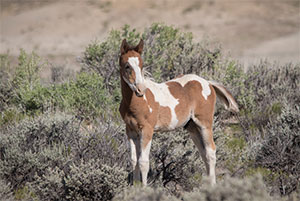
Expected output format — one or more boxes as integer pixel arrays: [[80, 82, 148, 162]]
[[142, 66, 154, 81]]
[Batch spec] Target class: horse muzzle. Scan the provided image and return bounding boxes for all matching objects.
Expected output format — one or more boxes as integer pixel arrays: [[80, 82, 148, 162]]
[[122, 76, 146, 97], [135, 83, 146, 97]]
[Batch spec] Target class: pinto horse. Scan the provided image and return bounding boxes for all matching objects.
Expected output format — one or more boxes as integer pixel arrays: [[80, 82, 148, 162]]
[[119, 39, 239, 186]]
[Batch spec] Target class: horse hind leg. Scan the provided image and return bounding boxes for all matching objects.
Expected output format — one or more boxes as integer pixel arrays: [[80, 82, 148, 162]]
[[185, 119, 216, 185]]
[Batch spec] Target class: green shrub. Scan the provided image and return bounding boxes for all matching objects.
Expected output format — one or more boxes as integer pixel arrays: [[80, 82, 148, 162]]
[[113, 186, 179, 201], [0, 111, 129, 200], [80, 23, 221, 94], [239, 62, 300, 139], [53, 72, 116, 120], [0, 179, 14, 201], [245, 62, 299, 106], [141, 23, 220, 82], [183, 175, 272, 201], [149, 129, 205, 193], [1, 50, 116, 120], [65, 160, 127, 201], [50, 64, 75, 84], [114, 176, 274, 201], [31, 160, 127, 201], [11, 49, 49, 115], [0, 107, 24, 127], [78, 121, 129, 168], [0, 54, 14, 113], [255, 103, 300, 195], [29, 166, 65, 201], [0, 112, 78, 189], [81, 28, 124, 99], [1, 51, 51, 124], [216, 127, 250, 175]]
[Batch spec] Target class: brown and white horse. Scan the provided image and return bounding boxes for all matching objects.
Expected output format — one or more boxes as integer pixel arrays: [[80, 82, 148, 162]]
[[119, 39, 239, 186]]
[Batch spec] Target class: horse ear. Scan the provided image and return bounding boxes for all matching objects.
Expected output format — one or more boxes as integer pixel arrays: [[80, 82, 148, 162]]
[[134, 39, 144, 54], [120, 39, 129, 55]]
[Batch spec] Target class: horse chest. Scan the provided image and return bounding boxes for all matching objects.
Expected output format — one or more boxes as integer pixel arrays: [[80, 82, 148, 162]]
[[120, 101, 156, 132]]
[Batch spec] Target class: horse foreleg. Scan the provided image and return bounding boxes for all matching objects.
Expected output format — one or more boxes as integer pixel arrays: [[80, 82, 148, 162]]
[[127, 126, 142, 184], [138, 126, 153, 186], [129, 138, 141, 183]]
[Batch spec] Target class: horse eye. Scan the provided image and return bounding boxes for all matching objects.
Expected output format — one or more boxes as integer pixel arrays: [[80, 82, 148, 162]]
[[125, 63, 130, 70]]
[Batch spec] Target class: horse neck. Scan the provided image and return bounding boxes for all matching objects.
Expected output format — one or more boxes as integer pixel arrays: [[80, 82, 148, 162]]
[[120, 76, 134, 105]]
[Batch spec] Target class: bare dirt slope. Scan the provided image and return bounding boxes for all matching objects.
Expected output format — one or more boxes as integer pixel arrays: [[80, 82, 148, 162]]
[[1, 0, 299, 69]]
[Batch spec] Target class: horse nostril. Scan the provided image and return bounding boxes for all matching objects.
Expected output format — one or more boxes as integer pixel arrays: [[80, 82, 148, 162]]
[[135, 87, 144, 97]]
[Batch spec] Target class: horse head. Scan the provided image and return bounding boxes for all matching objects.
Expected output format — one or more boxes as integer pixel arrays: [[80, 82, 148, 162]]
[[119, 39, 146, 97]]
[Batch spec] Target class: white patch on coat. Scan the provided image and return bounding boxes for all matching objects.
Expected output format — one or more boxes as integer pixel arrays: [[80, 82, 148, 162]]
[[145, 79, 179, 129], [128, 57, 143, 84], [143, 94, 153, 113], [172, 74, 211, 100]]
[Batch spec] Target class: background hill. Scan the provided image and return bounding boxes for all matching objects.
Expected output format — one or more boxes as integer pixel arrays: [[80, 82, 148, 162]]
[[1, 0, 299, 69]]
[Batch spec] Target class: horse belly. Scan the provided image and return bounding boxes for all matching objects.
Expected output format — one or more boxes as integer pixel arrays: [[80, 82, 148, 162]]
[[154, 104, 191, 131]]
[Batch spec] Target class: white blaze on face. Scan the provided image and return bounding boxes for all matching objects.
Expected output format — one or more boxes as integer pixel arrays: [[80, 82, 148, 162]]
[[172, 74, 211, 100], [145, 79, 179, 129], [128, 57, 143, 85]]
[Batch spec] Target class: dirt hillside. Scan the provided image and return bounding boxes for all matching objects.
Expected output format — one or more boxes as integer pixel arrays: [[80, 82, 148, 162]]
[[1, 0, 299, 69]]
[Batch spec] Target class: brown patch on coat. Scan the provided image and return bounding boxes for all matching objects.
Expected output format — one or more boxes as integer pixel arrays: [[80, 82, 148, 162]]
[[166, 81, 192, 127], [141, 124, 153, 149], [193, 84, 216, 128], [166, 80, 216, 128], [156, 106, 172, 130], [143, 86, 172, 131]]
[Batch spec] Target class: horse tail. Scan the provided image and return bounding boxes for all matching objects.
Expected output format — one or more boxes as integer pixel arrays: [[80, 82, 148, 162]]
[[208, 81, 239, 113]]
